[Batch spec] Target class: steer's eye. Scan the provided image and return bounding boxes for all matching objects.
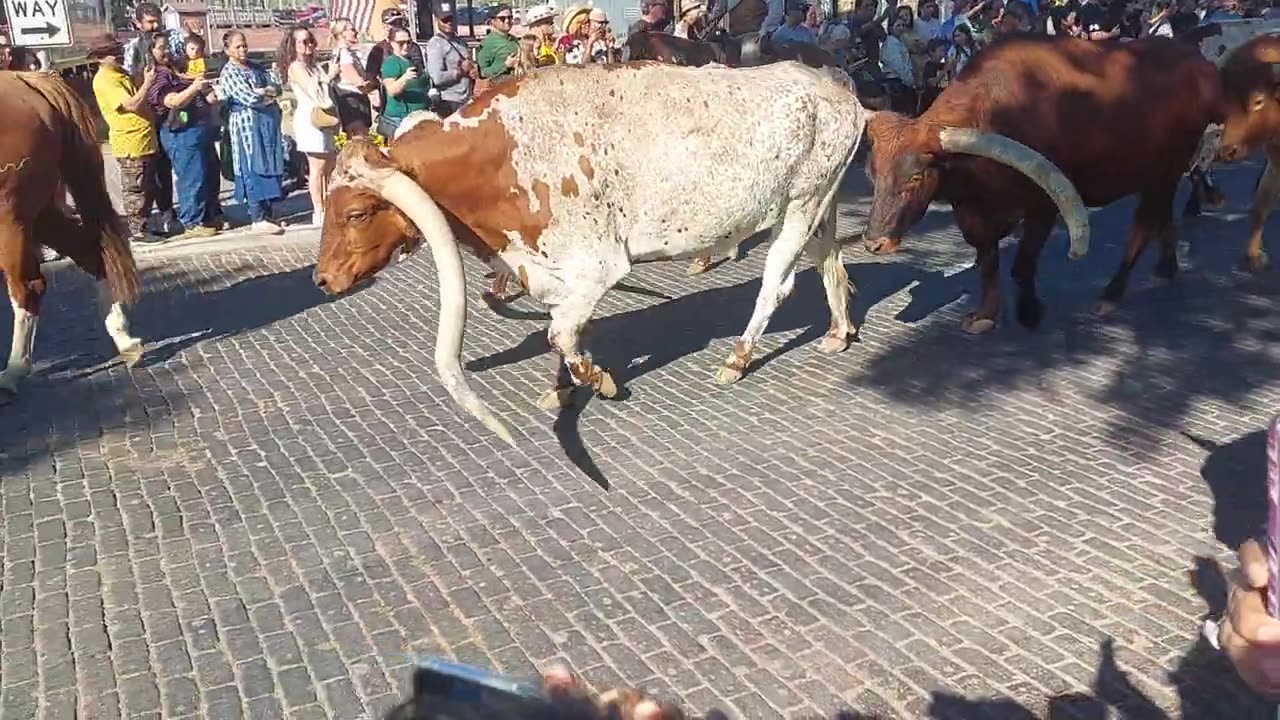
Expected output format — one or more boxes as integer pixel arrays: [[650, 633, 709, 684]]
[[908, 172, 924, 183], [345, 210, 369, 223]]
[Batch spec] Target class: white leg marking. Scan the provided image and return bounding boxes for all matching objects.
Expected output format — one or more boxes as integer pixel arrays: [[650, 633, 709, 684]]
[[715, 202, 818, 385], [808, 201, 855, 353], [98, 280, 143, 358], [0, 296, 37, 394]]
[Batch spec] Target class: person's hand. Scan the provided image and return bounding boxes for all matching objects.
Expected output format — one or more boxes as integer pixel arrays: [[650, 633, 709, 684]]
[[141, 64, 156, 86], [1220, 539, 1280, 698], [403, 66, 419, 82], [326, 61, 341, 79], [540, 665, 686, 719]]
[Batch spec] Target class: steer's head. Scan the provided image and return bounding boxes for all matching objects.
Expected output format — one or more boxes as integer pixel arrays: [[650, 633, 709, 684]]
[[863, 112, 1091, 261], [863, 112, 942, 255], [313, 140, 422, 295], [1219, 61, 1280, 163]]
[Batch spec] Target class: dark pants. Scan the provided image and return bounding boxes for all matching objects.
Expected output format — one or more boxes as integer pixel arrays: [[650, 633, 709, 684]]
[[435, 99, 463, 117], [203, 139, 223, 222], [159, 123, 214, 230], [151, 136, 174, 214]]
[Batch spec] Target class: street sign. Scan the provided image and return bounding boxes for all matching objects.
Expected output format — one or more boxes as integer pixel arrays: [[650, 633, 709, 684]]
[[1, 0, 72, 49]]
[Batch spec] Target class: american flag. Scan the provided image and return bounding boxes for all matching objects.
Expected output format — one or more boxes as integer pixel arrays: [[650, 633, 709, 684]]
[[329, 0, 379, 40]]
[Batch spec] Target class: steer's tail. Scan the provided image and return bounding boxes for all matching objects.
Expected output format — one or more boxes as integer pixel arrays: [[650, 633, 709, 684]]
[[352, 150, 514, 445], [21, 71, 139, 305]]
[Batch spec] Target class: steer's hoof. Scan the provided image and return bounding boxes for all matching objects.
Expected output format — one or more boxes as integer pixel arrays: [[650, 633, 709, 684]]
[[688, 257, 714, 276], [714, 365, 744, 386], [960, 315, 996, 335], [536, 385, 575, 411], [817, 332, 850, 354], [1093, 300, 1118, 317], [594, 371, 618, 399], [1243, 252, 1271, 274], [119, 343, 144, 368]]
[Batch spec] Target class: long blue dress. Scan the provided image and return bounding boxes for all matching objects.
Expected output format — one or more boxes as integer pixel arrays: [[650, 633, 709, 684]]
[[220, 59, 285, 223]]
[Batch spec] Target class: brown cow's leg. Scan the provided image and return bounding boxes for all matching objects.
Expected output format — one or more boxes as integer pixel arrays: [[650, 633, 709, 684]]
[[483, 271, 513, 302], [1243, 151, 1280, 273], [1097, 182, 1176, 315], [0, 223, 43, 403], [953, 203, 1010, 335], [1010, 209, 1056, 330], [39, 207, 144, 365]]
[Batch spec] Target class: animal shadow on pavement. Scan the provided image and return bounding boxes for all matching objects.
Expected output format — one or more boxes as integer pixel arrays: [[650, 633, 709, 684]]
[[0, 261, 362, 480], [467, 260, 924, 388], [467, 260, 924, 488]]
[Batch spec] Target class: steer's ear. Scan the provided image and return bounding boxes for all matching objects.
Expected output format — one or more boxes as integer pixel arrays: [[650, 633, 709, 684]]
[[334, 139, 397, 190]]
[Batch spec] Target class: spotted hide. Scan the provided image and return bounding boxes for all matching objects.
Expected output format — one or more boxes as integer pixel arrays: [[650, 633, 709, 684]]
[[313, 61, 869, 444]]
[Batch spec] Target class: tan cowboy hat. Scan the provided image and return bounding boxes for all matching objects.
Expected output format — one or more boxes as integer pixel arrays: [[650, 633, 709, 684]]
[[680, 1, 704, 15], [562, 5, 590, 34]]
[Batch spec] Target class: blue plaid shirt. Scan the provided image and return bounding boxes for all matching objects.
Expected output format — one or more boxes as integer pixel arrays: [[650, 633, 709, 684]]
[[122, 28, 186, 76]]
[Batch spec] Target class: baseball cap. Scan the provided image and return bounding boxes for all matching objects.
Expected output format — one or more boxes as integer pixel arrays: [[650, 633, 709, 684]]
[[381, 6, 408, 25]]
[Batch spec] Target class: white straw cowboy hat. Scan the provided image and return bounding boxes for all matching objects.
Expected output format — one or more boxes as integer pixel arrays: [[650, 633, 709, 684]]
[[588, 7, 609, 21], [525, 4, 556, 24], [562, 5, 590, 33], [680, 1, 704, 15]]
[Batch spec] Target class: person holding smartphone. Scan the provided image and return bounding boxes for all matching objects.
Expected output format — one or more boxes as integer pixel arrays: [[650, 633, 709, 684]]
[[380, 25, 432, 139]]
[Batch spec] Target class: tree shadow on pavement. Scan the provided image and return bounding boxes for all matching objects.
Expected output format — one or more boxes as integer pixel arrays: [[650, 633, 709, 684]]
[[845, 159, 1280, 459]]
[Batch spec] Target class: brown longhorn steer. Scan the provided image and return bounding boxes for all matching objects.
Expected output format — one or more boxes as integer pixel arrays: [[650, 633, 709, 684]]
[[864, 35, 1223, 333], [1216, 33, 1280, 273], [0, 71, 143, 402]]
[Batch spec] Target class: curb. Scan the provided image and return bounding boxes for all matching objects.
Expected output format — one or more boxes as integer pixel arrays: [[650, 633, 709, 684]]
[[130, 226, 323, 260]]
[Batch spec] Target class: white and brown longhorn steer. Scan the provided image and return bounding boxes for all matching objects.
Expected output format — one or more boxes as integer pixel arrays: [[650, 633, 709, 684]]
[[312, 61, 1081, 444]]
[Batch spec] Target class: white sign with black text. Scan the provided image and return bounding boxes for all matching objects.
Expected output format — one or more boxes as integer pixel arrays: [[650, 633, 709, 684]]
[[2, 0, 72, 49]]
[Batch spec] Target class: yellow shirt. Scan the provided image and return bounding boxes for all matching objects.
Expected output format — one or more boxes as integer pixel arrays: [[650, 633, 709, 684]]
[[92, 66, 157, 159], [185, 56, 206, 77]]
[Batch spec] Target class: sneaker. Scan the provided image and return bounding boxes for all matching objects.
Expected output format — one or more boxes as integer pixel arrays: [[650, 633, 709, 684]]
[[176, 225, 219, 240], [252, 220, 284, 235], [156, 210, 177, 235], [132, 231, 169, 244]]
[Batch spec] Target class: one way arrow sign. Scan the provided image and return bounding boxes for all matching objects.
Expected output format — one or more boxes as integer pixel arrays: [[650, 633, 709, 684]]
[[3, 0, 72, 48]]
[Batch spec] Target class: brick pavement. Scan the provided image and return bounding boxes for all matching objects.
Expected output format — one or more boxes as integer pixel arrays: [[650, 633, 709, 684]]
[[2, 158, 1280, 719]]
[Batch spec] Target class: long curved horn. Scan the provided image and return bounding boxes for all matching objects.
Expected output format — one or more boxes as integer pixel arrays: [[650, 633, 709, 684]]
[[938, 127, 1090, 260], [345, 157, 515, 446]]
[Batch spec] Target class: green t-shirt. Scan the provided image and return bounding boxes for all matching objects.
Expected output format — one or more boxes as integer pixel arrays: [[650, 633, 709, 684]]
[[381, 54, 429, 120]]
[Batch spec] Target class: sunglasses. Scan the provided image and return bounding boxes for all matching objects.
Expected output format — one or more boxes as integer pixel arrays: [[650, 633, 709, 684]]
[[494, 14, 513, 20]]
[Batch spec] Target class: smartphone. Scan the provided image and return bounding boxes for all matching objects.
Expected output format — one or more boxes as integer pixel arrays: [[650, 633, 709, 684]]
[[1267, 414, 1280, 617], [408, 657, 565, 720]]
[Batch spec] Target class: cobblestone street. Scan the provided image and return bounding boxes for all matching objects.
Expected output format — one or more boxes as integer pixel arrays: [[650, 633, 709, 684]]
[[2, 159, 1280, 719]]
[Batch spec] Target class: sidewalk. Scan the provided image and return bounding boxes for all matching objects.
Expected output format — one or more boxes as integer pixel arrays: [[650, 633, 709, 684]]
[[99, 143, 322, 257]]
